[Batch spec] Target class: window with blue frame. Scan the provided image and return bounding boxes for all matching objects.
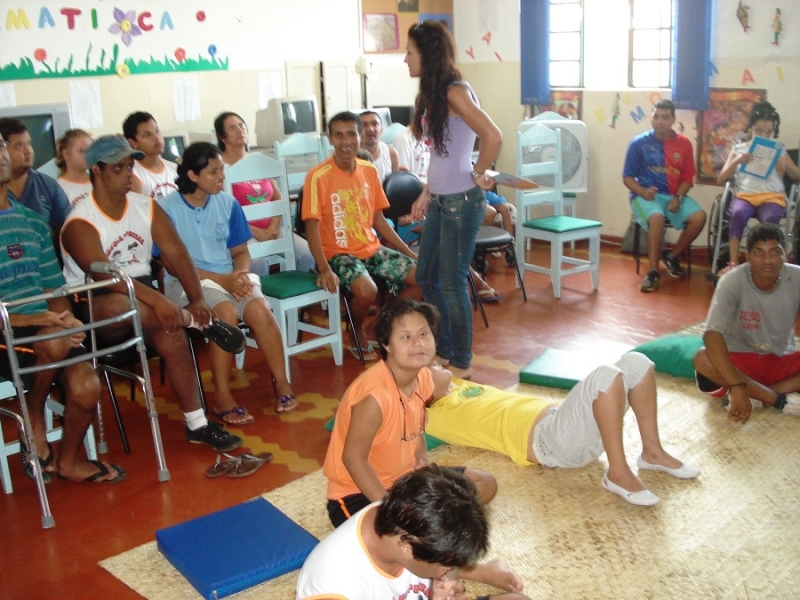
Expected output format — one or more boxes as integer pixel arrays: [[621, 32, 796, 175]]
[[550, 0, 583, 88], [628, 0, 674, 88]]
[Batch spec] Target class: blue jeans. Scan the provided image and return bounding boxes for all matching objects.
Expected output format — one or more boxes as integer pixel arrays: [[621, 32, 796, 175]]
[[416, 186, 486, 369]]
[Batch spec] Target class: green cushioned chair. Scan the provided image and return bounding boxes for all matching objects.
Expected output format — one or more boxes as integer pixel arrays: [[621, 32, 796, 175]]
[[515, 123, 601, 299], [225, 153, 343, 382]]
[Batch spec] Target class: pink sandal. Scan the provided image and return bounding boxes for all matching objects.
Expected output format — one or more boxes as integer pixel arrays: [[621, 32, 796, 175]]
[[276, 395, 298, 414]]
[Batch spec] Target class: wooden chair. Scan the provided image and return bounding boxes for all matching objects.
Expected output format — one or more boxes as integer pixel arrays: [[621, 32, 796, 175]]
[[224, 153, 343, 382], [515, 124, 601, 299]]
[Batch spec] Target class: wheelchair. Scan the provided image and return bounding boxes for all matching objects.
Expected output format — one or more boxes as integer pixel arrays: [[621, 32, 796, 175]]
[[708, 170, 800, 278]]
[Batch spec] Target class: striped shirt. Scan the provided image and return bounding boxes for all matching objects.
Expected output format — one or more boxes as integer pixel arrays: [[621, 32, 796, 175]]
[[0, 201, 65, 314]]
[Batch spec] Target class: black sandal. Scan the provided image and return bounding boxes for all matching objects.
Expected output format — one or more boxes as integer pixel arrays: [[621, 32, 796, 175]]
[[20, 441, 54, 483]]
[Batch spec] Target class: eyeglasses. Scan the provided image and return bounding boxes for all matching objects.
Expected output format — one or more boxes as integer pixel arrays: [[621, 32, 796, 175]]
[[400, 393, 429, 442], [224, 122, 247, 133]]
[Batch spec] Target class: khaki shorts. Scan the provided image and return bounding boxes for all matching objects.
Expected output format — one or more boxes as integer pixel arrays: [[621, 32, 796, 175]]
[[164, 274, 265, 321]]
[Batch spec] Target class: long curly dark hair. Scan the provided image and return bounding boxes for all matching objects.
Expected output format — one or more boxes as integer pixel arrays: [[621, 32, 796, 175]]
[[747, 101, 781, 138], [408, 21, 461, 157]]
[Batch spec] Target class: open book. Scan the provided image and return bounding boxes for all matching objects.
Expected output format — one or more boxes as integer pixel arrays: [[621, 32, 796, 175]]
[[739, 136, 785, 179], [485, 170, 539, 190]]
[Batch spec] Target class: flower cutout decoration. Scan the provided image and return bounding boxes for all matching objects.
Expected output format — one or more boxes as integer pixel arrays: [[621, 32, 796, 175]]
[[208, 44, 217, 58], [34, 48, 48, 62], [174, 48, 187, 62], [197, 11, 206, 22], [116, 63, 131, 79], [109, 8, 142, 47]]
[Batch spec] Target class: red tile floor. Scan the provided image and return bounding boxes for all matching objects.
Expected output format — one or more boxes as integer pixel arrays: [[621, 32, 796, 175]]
[[0, 244, 715, 599]]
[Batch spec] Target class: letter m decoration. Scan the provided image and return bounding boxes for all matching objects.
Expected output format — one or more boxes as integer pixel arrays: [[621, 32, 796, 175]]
[[630, 105, 646, 124]]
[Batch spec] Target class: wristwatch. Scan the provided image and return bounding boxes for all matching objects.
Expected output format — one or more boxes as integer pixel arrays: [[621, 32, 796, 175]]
[[471, 169, 483, 179]]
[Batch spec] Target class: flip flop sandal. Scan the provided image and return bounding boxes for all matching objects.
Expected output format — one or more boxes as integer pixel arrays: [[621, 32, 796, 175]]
[[57, 460, 126, 483], [20, 441, 55, 483], [227, 452, 273, 478], [348, 345, 377, 361], [275, 395, 298, 414], [205, 452, 240, 478], [478, 289, 501, 303], [213, 405, 255, 425]]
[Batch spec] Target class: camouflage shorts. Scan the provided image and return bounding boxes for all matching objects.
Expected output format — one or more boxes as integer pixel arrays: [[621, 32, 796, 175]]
[[328, 247, 415, 295]]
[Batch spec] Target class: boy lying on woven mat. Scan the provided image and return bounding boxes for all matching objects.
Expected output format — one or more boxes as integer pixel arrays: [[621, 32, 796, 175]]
[[427, 352, 700, 507]]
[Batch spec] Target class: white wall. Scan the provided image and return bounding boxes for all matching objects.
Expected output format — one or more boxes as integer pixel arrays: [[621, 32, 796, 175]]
[[454, 0, 800, 242]]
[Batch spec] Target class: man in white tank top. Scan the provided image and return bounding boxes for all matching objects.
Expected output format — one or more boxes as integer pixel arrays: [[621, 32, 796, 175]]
[[359, 111, 398, 183], [123, 111, 179, 200], [61, 135, 245, 453]]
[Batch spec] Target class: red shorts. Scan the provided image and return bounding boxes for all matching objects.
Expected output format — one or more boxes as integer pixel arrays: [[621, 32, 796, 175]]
[[729, 351, 800, 386]]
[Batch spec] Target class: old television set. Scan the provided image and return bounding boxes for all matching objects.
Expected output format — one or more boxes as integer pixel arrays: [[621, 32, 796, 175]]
[[0, 103, 72, 169], [160, 130, 190, 162], [255, 95, 321, 147], [378, 106, 415, 127]]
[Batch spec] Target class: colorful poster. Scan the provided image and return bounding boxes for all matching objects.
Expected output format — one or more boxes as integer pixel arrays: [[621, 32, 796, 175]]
[[0, 5, 229, 81], [696, 88, 766, 185], [363, 14, 399, 53], [535, 90, 583, 121]]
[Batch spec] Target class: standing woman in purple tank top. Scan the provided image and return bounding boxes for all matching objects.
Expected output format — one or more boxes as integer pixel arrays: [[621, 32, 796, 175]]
[[406, 21, 502, 379]]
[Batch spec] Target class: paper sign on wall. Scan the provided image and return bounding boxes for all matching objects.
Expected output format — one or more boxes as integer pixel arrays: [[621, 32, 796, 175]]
[[172, 75, 201, 122], [68, 80, 103, 129]]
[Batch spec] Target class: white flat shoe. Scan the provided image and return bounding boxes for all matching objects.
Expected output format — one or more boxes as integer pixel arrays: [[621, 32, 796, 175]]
[[637, 456, 700, 479], [602, 475, 660, 506]]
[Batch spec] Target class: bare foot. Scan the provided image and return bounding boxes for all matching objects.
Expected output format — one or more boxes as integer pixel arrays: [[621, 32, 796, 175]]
[[463, 558, 524, 593]]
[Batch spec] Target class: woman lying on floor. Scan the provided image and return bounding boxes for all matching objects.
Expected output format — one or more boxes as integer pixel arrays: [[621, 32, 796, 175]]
[[426, 352, 700, 506]]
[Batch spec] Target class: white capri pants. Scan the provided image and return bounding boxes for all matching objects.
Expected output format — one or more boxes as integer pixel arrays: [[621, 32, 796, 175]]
[[532, 352, 653, 469], [164, 273, 265, 322]]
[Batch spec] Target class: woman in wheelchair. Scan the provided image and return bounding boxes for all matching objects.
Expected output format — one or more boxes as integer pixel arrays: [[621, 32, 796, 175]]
[[716, 102, 800, 275]]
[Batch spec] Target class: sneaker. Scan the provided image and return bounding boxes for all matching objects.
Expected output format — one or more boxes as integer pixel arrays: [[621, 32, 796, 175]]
[[186, 421, 243, 451], [199, 320, 246, 354], [640, 269, 661, 292], [661, 250, 686, 279], [782, 393, 800, 416]]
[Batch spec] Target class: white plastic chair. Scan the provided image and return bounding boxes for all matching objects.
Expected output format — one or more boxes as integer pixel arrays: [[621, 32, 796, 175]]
[[0, 381, 97, 495], [381, 122, 407, 145], [36, 158, 59, 179], [273, 133, 327, 194], [224, 153, 343, 382], [515, 124, 601, 299]]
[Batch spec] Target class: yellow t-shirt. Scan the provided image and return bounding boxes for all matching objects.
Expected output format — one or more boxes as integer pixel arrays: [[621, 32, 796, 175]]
[[426, 380, 554, 466]]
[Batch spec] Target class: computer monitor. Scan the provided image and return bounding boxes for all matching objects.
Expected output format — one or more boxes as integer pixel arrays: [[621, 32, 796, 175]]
[[0, 103, 72, 169], [255, 96, 320, 147], [382, 106, 415, 127], [160, 131, 189, 162]]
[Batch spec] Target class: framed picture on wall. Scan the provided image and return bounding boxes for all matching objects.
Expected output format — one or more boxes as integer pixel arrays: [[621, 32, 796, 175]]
[[696, 88, 766, 185], [534, 90, 583, 121], [419, 13, 452, 31], [398, 0, 419, 12], [363, 14, 400, 53]]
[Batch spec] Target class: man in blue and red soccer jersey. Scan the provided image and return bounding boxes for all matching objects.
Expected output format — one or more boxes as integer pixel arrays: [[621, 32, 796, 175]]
[[623, 100, 707, 292]]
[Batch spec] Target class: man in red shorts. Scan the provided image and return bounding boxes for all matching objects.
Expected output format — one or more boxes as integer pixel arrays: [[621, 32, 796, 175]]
[[693, 222, 800, 422]]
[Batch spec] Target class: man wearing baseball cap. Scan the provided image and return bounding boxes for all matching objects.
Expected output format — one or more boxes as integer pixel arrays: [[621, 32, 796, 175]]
[[61, 135, 245, 452]]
